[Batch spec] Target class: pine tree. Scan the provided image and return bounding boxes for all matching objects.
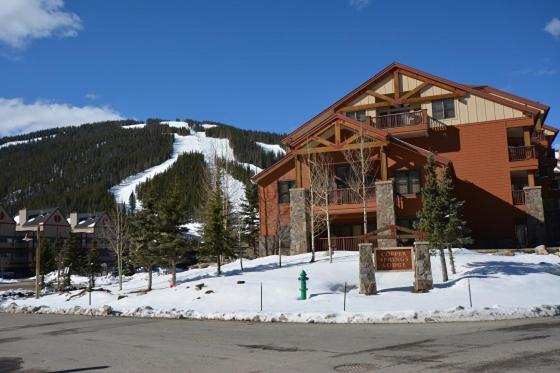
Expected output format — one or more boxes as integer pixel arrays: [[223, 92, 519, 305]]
[[61, 233, 82, 286], [129, 198, 161, 291], [158, 179, 191, 287], [440, 167, 472, 274], [416, 155, 449, 282], [240, 182, 259, 257], [39, 240, 55, 289], [87, 240, 101, 287], [128, 192, 137, 215], [201, 168, 234, 275]]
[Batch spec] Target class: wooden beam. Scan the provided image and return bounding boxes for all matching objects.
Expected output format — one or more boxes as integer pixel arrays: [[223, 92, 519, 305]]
[[339, 101, 392, 113], [380, 146, 388, 181], [400, 82, 430, 101], [311, 135, 334, 147], [404, 92, 462, 105], [523, 127, 531, 146], [341, 133, 360, 146], [365, 90, 395, 104], [399, 70, 467, 96], [295, 156, 303, 188], [335, 122, 341, 144], [528, 171, 535, 187], [393, 71, 400, 99], [295, 141, 384, 155]]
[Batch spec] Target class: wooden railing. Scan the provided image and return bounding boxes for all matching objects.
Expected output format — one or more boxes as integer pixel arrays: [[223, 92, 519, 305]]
[[328, 187, 375, 205], [508, 146, 536, 162], [317, 236, 367, 251], [371, 110, 427, 130], [512, 190, 525, 205]]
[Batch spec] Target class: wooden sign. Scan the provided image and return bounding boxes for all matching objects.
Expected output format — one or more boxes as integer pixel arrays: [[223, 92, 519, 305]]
[[375, 247, 413, 271]]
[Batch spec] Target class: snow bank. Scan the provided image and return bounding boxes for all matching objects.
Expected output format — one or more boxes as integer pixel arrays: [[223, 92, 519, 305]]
[[256, 142, 286, 157], [3, 250, 560, 324]]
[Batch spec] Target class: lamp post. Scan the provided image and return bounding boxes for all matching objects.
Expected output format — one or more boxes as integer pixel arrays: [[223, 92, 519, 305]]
[[35, 224, 42, 299]]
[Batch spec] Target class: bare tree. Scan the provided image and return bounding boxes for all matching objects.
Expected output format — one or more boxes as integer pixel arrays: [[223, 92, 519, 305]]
[[343, 127, 379, 237], [306, 152, 335, 263], [104, 203, 129, 291]]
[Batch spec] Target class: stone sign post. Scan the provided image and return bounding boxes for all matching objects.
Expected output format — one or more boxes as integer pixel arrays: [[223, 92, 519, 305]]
[[359, 243, 377, 295], [413, 241, 433, 292]]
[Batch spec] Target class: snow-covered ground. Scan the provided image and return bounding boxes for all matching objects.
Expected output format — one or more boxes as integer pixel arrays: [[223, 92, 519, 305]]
[[2, 250, 559, 323], [256, 141, 286, 157], [0, 278, 18, 284]]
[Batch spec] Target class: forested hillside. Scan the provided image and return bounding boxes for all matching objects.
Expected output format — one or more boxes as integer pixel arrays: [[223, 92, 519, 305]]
[[0, 121, 174, 215], [0, 119, 285, 217]]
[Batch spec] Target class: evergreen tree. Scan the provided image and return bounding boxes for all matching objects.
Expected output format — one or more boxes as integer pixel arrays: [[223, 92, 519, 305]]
[[416, 156, 449, 282], [240, 182, 259, 257], [128, 192, 137, 215], [39, 240, 55, 289], [129, 198, 161, 291], [201, 168, 235, 275], [440, 167, 472, 274], [61, 233, 83, 286], [158, 179, 192, 287], [87, 240, 101, 287]]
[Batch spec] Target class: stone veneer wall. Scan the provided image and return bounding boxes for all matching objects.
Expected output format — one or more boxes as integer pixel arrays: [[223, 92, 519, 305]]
[[524, 186, 546, 245], [375, 180, 397, 247], [289, 188, 309, 255]]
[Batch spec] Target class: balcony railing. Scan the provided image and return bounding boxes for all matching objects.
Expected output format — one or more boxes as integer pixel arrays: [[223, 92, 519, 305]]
[[512, 190, 525, 205], [508, 145, 536, 162], [370, 110, 427, 130], [317, 236, 367, 251], [328, 187, 375, 205]]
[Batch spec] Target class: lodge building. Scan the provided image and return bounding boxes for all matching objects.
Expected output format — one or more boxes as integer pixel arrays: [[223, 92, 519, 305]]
[[253, 63, 559, 253]]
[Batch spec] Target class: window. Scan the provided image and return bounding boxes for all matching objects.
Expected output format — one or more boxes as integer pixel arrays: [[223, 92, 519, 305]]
[[432, 98, 455, 120], [278, 180, 295, 204], [395, 169, 421, 195], [346, 110, 366, 122]]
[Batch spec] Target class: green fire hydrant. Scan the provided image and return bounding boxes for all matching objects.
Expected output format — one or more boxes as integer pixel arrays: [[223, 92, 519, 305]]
[[298, 270, 308, 300]]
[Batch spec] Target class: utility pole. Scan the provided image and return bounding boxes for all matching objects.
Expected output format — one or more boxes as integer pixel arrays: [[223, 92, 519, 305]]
[[35, 224, 42, 299]]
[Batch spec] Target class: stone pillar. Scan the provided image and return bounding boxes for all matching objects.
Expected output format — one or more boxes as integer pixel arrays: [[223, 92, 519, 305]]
[[524, 186, 546, 245], [258, 235, 273, 257], [359, 243, 377, 295], [375, 180, 397, 247], [290, 188, 309, 255], [413, 241, 433, 292]]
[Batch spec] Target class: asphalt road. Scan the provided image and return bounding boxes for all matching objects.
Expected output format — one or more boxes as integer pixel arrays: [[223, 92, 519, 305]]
[[0, 314, 558, 373]]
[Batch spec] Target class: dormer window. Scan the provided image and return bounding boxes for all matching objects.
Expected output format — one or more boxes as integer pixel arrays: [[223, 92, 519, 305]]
[[346, 110, 366, 122], [432, 98, 455, 120]]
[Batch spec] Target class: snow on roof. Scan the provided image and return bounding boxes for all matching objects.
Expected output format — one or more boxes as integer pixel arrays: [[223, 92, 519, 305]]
[[256, 142, 286, 157]]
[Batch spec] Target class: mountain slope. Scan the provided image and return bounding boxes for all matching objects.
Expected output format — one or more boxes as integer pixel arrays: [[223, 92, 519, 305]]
[[0, 119, 284, 216]]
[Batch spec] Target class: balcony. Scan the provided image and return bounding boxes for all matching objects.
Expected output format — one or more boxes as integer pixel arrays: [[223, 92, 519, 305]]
[[367, 110, 430, 138], [512, 190, 525, 205], [328, 187, 375, 205], [508, 146, 536, 162]]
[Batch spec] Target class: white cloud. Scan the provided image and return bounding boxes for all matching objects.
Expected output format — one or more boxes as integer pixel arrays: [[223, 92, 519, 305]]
[[0, 0, 82, 49], [349, 0, 371, 10], [0, 98, 123, 136], [545, 17, 560, 39]]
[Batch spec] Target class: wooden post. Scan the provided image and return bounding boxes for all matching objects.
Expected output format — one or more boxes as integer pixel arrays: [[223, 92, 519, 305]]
[[528, 171, 536, 187], [523, 128, 531, 146], [335, 122, 341, 144], [295, 156, 303, 188], [35, 225, 41, 299], [393, 71, 400, 99], [380, 147, 388, 181]]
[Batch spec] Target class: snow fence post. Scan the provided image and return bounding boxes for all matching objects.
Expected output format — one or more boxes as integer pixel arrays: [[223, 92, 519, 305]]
[[359, 243, 377, 295], [413, 241, 433, 292]]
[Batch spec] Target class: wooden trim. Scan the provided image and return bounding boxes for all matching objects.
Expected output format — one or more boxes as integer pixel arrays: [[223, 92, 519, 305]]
[[311, 135, 334, 147], [380, 147, 388, 181], [339, 101, 389, 112], [365, 90, 394, 104], [295, 156, 303, 188], [341, 133, 361, 146], [294, 141, 384, 155], [528, 171, 536, 187], [393, 70, 400, 99], [400, 82, 430, 101], [340, 92, 462, 112], [523, 128, 531, 147], [335, 122, 341, 144], [405, 92, 462, 104]]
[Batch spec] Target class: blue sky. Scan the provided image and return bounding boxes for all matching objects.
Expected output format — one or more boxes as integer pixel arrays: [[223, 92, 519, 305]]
[[0, 0, 559, 146]]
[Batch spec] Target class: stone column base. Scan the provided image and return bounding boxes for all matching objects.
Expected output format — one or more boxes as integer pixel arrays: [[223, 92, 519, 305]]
[[375, 180, 397, 247], [290, 188, 309, 255], [414, 241, 433, 292], [524, 186, 546, 245], [359, 243, 377, 295]]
